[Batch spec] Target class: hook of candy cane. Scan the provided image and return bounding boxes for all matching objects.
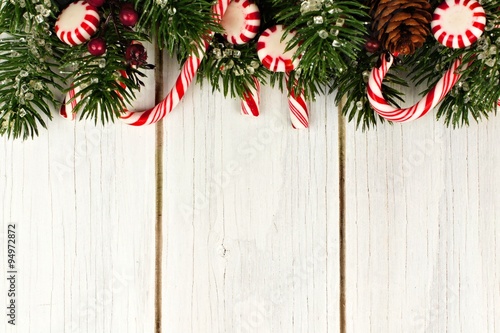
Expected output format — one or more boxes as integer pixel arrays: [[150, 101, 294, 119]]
[[285, 74, 308, 129], [241, 76, 260, 116], [367, 54, 463, 122], [119, 0, 231, 126]]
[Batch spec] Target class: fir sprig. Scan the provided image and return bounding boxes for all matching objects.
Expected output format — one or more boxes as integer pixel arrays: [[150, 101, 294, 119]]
[[136, 0, 220, 59], [198, 36, 269, 100], [273, 0, 368, 99], [0, 1, 63, 139]]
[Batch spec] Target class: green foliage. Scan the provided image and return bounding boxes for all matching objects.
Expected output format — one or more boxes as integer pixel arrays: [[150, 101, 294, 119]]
[[136, 0, 220, 59], [0, 1, 63, 139], [198, 36, 269, 100], [273, 0, 368, 99]]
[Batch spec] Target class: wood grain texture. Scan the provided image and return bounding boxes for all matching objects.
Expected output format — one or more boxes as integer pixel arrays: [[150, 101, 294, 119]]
[[0, 51, 157, 333], [161, 57, 340, 332], [344, 100, 500, 332]]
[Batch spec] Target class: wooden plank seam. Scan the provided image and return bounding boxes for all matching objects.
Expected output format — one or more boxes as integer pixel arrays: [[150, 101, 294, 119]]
[[338, 96, 347, 333], [154, 40, 164, 333]]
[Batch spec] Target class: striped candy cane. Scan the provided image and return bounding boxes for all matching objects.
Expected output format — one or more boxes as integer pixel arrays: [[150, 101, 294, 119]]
[[59, 84, 82, 120], [120, 0, 231, 126], [241, 76, 260, 116], [367, 54, 463, 122], [286, 75, 308, 129]]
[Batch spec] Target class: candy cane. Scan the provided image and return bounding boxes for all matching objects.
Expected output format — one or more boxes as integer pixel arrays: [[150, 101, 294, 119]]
[[241, 76, 260, 116], [59, 84, 81, 120], [119, 0, 231, 126], [285, 75, 308, 129], [367, 54, 463, 122]]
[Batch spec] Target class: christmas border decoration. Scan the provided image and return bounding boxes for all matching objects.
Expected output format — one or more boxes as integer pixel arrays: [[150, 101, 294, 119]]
[[0, 0, 499, 139]]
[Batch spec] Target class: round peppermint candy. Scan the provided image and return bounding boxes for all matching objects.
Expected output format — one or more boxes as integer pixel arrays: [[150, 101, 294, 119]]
[[257, 25, 300, 73], [55, 1, 100, 46], [221, 0, 260, 45], [431, 0, 486, 49]]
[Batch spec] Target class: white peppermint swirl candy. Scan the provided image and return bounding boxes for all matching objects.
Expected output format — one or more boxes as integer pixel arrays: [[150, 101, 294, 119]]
[[221, 0, 260, 45], [55, 1, 100, 46], [431, 0, 485, 49]]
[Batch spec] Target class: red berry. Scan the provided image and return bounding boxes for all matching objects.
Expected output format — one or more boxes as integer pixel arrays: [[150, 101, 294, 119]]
[[119, 5, 138, 27], [86, 0, 105, 7], [125, 42, 147, 66], [88, 38, 107, 56], [365, 38, 380, 53]]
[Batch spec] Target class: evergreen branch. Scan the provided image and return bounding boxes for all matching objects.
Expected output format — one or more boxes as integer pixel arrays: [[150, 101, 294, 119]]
[[0, 0, 63, 139], [198, 36, 268, 100], [135, 0, 220, 59], [273, 0, 368, 99]]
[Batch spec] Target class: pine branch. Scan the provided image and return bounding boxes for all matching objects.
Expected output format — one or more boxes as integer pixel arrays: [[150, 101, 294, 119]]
[[135, 0, 220, 59], [273, 0, 368, 100], [198, 36, 268, 100], [0, 1, 63, 139]]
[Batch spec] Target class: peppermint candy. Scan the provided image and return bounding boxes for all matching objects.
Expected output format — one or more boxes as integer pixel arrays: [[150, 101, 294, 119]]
[[221, 0, 260, 45], [431, 0, 486, 49], [257, 25, 300, 72], [55, 0, 100, 46]]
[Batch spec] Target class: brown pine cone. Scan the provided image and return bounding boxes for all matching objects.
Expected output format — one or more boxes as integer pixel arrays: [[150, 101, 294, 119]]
[[370, 0, 432, 55]]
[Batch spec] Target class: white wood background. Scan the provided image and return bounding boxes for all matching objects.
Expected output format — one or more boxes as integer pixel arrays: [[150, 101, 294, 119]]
[[1, 53, 499, 333]]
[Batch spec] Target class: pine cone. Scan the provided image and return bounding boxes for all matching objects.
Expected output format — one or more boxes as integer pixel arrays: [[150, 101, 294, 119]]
[[370, 0, 432, 55]]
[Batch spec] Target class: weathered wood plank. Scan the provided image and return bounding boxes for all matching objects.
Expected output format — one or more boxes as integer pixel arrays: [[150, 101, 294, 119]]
[[161, 60, 341, 332], [0, 50, 157, 332], [345, 107, 500, 332]]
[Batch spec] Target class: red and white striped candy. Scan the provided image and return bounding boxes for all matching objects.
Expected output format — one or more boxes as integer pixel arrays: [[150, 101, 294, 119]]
[[431, 0, 485, 49], [257, 25, 300, 73], [60, 84, 82, 120], [120, 0, 231, 126], [221, 0, 260, 45], [367, 54, 463, 122], [286, 75, 308, 129], [241, 76, 260, 116], [55, 0, 100, 46]]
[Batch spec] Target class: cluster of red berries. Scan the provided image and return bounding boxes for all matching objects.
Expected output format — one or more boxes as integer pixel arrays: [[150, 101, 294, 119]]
[[85, 0, 145, 66]]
